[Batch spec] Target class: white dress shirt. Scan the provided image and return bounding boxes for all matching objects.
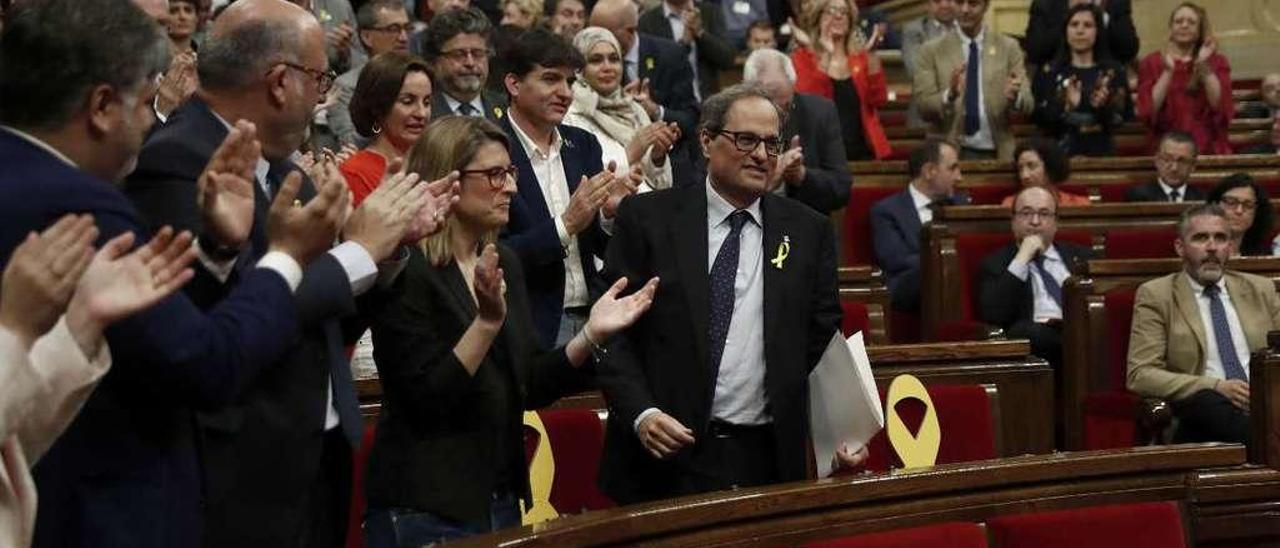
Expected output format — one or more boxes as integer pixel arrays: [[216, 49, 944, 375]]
[[1186, 276, 1252, 381], [624, 37, 641, 84], [507, 114, 590, 309], [908, 182, 934, 225], [957, 29, 996, 152], [444, 93, 486, 118], [1158, 179, 1189, 202], [1005, 244, 1071, 321]]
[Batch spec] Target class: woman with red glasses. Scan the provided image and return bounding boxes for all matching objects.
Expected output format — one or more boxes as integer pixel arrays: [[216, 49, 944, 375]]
[[361, 116, 659, 546]]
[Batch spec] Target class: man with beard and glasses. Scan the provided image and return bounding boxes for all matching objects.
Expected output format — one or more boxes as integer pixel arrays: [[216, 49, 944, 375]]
[[1128, 204, 1280, 445], [424, 7, 508, 123]]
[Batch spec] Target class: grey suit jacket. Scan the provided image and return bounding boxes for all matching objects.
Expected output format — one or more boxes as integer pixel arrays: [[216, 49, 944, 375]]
[[901, 16, 952, 127]]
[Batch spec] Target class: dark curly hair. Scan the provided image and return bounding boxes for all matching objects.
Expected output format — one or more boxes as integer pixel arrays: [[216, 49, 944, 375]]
[[1206, 173, 1274, 256], [1013, 138, 1071, 186]]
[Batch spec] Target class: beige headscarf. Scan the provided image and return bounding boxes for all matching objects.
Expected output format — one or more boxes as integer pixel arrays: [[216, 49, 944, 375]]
[[569, 27, 652, 146]]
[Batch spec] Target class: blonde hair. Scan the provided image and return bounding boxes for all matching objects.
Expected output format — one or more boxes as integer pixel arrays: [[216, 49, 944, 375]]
[[800, 0, 863, 55], [405, 116, 510, 266], [504, 0, 544, 27]]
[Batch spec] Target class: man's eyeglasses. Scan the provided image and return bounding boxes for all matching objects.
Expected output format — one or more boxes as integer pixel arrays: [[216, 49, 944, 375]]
[[367, 22, 411, 35], [460, 164, 518, 189], [1014, 208, 1056, 220], [1219, 196, 1258, 211], [277, 62, 336, 94], [712, 130, 784, 156], [439, 48, 493, 63]]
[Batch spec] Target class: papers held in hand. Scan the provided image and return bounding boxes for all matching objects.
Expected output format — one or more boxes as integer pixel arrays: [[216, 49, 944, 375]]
[[809, 331, 884, 478]]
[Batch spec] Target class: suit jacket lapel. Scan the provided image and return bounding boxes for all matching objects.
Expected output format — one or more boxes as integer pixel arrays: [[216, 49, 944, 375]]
[[1173, 271, 1208, 360], [1224, 273, 1268, 351], [558, 128, 583, 194], [503, 117, 556, 223], [897, 191, 923, 253], [638, 38, 655, 82], [672, 187, 711, 382], [429, 258, 478, 328], [761, 195, 789, 381]]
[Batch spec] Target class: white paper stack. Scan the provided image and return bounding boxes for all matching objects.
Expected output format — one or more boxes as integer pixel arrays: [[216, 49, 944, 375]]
[[809, 331, 885, 478]]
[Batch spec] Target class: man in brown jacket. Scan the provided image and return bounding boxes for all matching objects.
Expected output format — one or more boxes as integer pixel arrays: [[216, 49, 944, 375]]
[[1127, 204, 1280, 444]]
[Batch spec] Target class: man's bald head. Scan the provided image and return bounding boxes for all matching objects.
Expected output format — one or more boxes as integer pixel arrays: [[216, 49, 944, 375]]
[[198, 0, 324, 91], [133, 0, 170, 26], [590, 0, 638, 53]]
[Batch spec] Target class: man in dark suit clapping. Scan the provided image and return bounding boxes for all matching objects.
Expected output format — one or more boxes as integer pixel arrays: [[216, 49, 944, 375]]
[[597, 84, 866, 505], [0, 1, 351, 546]]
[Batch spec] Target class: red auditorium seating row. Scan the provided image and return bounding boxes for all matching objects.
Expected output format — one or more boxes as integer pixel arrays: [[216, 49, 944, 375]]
[[805, 502, 1187, 548]]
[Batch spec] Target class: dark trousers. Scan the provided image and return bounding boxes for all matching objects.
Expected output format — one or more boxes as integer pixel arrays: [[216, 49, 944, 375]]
[[364, 493, 520, 548], [678, 421, 778, 496], [1009, 320, 1064, 369], [298, 429, 353, 548], [1172, 389, 1251, 445]]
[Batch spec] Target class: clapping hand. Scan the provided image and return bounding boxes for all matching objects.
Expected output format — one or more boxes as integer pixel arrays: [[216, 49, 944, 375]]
[[403, 171, 461, 244], [65, 227, 197, 355], [562, 167, 615, 235], [602, 164, 643, 219], [344, 169, 430, 262], [948, 62, 967, 102], [0, 215, 97, 349], [680, 6, 702, 44], [198, 120, 260, 250], [584, 276, 660, 343], [473, 244, 506, 325], [1089, 72, 1114, 109], [1064, 76, 1083, 109], [1197, 36, 1218, 65], [1005, 71, 1024, 102], [266, 170, 351, 266], [774, 136, 805, 189], [623, 78, 662, 120], [156, 51, 197, 118]]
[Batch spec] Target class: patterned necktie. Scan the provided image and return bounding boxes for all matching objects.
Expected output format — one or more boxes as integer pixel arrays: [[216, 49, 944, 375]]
[[1032, 254, 1064, 308], [707, 210, 751, 372], [457, 102, 477, 117], [1203, 283, 1249, 381], [1168, 189, 1181, 202], [964, 40, 981, 136]]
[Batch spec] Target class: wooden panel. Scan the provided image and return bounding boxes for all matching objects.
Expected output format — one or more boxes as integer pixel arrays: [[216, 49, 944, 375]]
[[454, 445, 1275, 548], [838, 266, 892, 344], [1251, 332, 1280, 469]]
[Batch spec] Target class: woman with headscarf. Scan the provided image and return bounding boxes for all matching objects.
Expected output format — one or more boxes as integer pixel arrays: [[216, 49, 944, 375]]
[[563, 26, 678, 192]]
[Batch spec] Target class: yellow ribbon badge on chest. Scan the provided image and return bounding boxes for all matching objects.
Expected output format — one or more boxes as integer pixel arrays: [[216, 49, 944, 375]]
[[770, 235, 790, 269]]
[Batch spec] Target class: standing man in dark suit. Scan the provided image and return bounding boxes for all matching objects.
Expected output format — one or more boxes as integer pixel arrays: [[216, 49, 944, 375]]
[[637, 0, 736, 102], [597, 84, 866, 505], [123, 1, 445, 546], [0, 1, 349, 546], [1126, 132, 1206, 202], [978, 186, 1094, 369], [1024, 0, 1139, 67], [870, 139, 965, 312], [500, 29, 626, 348], [425, 8, 509, 121], [743, 48, 851, 214]]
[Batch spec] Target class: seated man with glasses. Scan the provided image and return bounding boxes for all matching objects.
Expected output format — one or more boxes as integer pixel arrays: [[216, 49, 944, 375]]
[[423, 7, 508, 122], [978, 185, 1094, 369], [1126, 131, 1205, 202], [597, 83, 866, 505], [326, 0, 412, 149]]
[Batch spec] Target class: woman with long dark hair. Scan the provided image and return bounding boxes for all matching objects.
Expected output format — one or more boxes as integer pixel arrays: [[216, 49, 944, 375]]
[[1031, 3, 1130, 156]]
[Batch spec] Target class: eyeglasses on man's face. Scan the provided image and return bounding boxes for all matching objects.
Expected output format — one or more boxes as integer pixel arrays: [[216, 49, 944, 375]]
[[277, 61, 337, 94], [440, 48, 494, 63], [368, 22, 411, 35], [712, 130, 784, 157], [460, 164, 519, 189]]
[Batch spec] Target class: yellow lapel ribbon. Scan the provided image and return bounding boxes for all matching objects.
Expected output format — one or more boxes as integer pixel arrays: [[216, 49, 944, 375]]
[[645, 57, 655, 71], [770, 235, 790, 269]]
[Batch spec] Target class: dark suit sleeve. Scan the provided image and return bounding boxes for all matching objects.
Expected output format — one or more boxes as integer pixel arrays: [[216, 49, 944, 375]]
[[597, 198, 658, 427], [1105, 0, 1140, 63], [806, 216, 842, 370], [656, 42, 701, 136], [1023, 0, 1057, 67], [697, 6, 738, 70], [1031, 65, 1067, 137], [788, 98, 851, 214], [1125, 182, 1159, 202], [870, 199, 918, 278], [977, 248, 1028, 329], [503, 249, 592, 409]]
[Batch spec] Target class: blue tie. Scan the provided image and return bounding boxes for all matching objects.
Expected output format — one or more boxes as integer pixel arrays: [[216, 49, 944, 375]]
[[1203, 284, 1249, 381], [1032, 255, 1063, 308], [708, 211, 751, 371], [964, 40, 981, 136]]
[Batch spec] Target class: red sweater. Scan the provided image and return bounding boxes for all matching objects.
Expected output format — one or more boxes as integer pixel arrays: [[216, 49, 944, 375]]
[[791, 46, 892, 160]]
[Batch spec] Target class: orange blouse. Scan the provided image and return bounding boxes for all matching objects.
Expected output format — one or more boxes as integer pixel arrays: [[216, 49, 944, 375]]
[[339, 149, 388, 208]]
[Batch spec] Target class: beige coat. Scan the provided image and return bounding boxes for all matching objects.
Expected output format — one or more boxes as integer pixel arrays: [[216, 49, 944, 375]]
[[912, 29, 1033, 160], [0, 320, 110, 548], [1127, 270, 1280, 401]]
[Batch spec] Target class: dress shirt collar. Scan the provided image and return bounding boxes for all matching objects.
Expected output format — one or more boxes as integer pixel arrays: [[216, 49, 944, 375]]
[[663, 1, 681, 19], [1158, 179, 1186, 197], [507, 111, 563, 160], [1040, 244, 1063, 264], [1185, 273, 1225, 298], [908, 182, 933, 212], [625, 36, 640, 67], [706, 177, 762, 229], [0, 125, 78, 168], [444, 93, 485, 117], [959, 27, 986, 48]]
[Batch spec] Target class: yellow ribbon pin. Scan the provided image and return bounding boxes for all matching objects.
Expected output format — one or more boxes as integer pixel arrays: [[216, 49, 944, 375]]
[[493, 106, 504, 119], [645, 57, 655, 71], [770, 235, 790, 269]]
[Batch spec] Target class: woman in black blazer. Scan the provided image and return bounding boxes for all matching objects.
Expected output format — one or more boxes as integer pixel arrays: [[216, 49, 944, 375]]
[[363, 116, 658, 547]]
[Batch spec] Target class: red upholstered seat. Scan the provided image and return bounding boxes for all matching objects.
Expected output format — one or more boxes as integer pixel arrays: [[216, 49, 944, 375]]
[[858, 384, 997, 472], [534, 409, 614, 514], [987, 502, 1187, 548], [889, 310, 920, 343], [804, 522, 988, 548], [345, 422, 378, 548], [1104, 228, 1178, 259], [841, 301, 871, 338], [1083, 290, 1140, 449], [845, 187, 903, 266]]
